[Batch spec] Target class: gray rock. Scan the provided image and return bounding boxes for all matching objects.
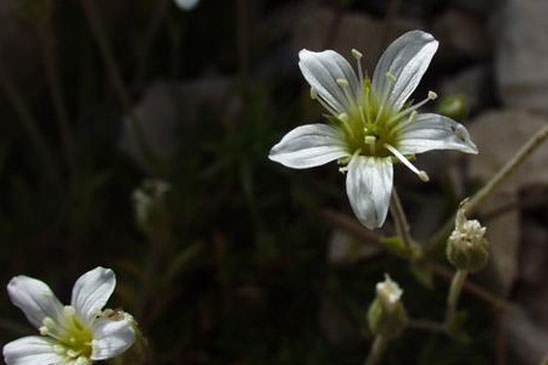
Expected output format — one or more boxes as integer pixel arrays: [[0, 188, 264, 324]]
[[469, 110, 548, 192], [495, 0, 548, 114], [327, 229, 381, 265], [432, 9, 491, 61], [440, 65, 493, 115], [501, 307, 548, 365], [119, 77, 237, 170]]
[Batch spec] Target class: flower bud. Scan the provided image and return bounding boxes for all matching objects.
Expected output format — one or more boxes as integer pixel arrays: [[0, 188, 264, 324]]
[[446, 205, 489, 273], [133, 179, 171, 234], [367, 275, 407, 340]]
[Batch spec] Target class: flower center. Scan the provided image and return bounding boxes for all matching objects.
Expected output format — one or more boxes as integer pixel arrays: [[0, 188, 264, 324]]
[[40, 306, 93, 363]]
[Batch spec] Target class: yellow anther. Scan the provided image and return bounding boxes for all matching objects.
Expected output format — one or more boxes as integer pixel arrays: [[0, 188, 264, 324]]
[[338, 112, 349, 122], [418, 171, 430, 182], [351, 49, 363, 59], [39, 326, 48, 335], [336, 78, 349, 88], [428, 91, 438, 100], [385, 72, 397, 83]]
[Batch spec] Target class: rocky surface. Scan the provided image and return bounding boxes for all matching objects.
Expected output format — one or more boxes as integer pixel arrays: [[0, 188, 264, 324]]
[[495, 0, 548, 114]]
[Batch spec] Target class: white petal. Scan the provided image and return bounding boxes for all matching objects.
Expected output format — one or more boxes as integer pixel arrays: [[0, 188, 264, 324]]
[[345, 156, 393, 230], [299, 49, 360, 114], [174, 0, 199, 10], [71, 267, 116, 325], [397, 113, 478, 155], [91, 318, 135, 360], [372, 30, 439, 111], [7, 276, 64, 329], [269, 124, 350, 169], [3, 336, 64, 365]]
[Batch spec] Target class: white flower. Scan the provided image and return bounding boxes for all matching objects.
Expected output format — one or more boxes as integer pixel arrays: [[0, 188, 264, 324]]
[[269, 30, 478, 229], [174, 0, 199, 11], [3, 267, 136, 365]]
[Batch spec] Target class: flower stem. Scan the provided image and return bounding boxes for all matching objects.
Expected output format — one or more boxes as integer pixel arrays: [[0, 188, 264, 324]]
[[445, 269, 468, 332], [390, 188, 420, 258], [364, 336, 388, 365]]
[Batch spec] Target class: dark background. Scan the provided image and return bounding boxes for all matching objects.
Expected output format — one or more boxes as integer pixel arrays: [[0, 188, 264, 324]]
[[1, 0, 547, 363]]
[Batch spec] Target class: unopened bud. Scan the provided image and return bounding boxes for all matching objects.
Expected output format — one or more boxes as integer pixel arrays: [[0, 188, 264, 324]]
[[133, 179, 171, 234], [446, 202, 489, 272], [367, 275, 407, 340]]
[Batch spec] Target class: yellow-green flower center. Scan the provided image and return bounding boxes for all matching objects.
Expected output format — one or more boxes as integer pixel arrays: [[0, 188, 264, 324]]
[[40, 306, 93, 363]]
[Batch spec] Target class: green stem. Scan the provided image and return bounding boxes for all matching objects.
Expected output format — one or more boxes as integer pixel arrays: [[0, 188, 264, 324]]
[[364, 336, 388, 365], [445, 270, 468, 332]]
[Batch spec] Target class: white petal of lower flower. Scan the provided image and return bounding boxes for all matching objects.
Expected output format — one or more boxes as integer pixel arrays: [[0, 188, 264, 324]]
[[3, 336, 64, 365], [299, 49, 360, 114], [7, 276, 64, 329], [269, 124, 350, 169], [397, 113, 478, 155], [71, 267, 115, 325], [346, 156, 393, 229], [372, 30, 438, 111], [174, 0, 199, 10], [91, 318, 135, 360]]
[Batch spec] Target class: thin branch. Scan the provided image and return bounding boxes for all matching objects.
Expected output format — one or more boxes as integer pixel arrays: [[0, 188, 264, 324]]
[[408, 318, 448, 335], [390, 188, 414, 253], [364, 336, 388, 365]]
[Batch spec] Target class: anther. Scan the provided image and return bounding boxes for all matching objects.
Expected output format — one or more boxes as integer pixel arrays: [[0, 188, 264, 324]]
[[64, 305, 76, 317], [39, 326, 48, 335], [339, 166, 348, 174], [53, 344, 65, 354], [338, 112, 349, 122], [336, 78, 349, 88], [428, 91, 438, 100], [364, 135, 376, 155], [351, 49, 363, 59], [418, 171, 430, 182], [67, 349, 80, 358], [43, 317, 55, 329], [385, 72, 397, 84], [310, 87, 318, 100]]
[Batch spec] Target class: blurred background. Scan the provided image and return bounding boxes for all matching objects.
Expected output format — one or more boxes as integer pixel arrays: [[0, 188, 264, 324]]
[[1, 0, 548, 363]]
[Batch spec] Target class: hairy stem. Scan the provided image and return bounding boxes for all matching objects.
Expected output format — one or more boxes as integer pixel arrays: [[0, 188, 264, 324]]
[[445, 270, 468, 332], [364, 336, 388, 365]]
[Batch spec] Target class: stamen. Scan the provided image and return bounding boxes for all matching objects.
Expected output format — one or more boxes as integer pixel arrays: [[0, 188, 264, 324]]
[[310, 87, 338, 116], [384, 144, 430, 182], [387, 91, 438, 125], [39, 326, 48, 335], [338, 112, 349, 122], [351, 49, 365, 86], [336, 78, 349, 88], [391, 110, 418, 132], [364, 135, 376, 155], [375, 72, 397, 124], [337, 78, 358, 109], [339, 166, 348, 174]]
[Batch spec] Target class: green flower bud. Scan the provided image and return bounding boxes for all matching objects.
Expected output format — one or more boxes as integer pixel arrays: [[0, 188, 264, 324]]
[[446, 206, 489, 273], [133, 179, 171, 234], [367, 275, 408, 340]]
